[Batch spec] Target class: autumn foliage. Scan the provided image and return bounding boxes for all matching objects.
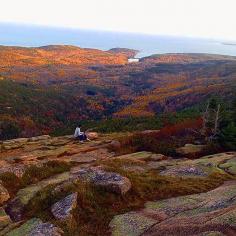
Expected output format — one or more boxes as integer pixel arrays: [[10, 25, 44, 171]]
[[117, 118, 203, 156], [0, 46, 235, 138]]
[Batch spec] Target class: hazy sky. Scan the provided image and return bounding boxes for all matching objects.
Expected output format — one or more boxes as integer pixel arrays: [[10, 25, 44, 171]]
[[1, 0, 236, 40]]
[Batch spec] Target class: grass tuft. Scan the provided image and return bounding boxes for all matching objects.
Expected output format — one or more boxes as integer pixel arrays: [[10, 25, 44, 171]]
[[0, 160, 73, 199]]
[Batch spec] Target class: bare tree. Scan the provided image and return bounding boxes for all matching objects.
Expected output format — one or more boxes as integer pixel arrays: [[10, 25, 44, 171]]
[[212, 104, 221, 138], [200, 99, 222, 141]]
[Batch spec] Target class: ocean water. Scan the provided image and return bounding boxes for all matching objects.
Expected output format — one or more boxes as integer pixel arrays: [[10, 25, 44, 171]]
[[1, 23, 236, 58]]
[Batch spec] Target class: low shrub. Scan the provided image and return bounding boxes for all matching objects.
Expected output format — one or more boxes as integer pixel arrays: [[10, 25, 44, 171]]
[[0, 161, 73, 198], [21, 161, 72, 186], [117, 118, 203, 156], [0, 172, 23, 196]]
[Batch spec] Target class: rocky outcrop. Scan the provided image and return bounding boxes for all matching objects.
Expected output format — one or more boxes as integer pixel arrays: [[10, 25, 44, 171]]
[[140, 130, 160, 135], [109, 181, 236, 236], [112, 152, 170, 173], [160, 152, 236, 178], [176, 144, 206, 156], [162, 165, 208, 177], [71, 167, 131, 195], [0, 134, 114, 179], [0, 183, 10, 205], [0, 138, 28, 151], [28, 135, 51, 142], [51, 193, 77, 222], [0, 135, 51, 151], [5, 172, 70, 221], [114, 151, 168, 162], [218, 157, 236, 175], [1, 133, 236, 235], [6, 218, 63, 236]]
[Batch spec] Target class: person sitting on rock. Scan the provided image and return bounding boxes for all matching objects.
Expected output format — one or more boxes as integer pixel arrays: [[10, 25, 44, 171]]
[[74, 124, 89, 142]]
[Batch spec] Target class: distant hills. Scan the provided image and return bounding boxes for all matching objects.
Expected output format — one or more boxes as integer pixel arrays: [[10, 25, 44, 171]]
[[0, 45, 235, 136], [108, 48, 139, 58]]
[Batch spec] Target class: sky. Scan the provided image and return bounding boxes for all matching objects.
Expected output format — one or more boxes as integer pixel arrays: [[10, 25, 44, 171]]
[[0, 0, 236, 41]]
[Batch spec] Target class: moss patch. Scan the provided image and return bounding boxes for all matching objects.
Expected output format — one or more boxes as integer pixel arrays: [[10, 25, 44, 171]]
[[6, 218, 41, 236]]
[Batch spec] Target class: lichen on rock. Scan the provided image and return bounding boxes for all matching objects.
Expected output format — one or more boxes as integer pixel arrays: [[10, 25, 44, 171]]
[[51, 193, 78, 222]]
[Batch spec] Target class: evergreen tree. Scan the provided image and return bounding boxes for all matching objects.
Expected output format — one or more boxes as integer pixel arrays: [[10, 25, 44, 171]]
[[218, 96, 236, 151], [0, 120, 20, 140]]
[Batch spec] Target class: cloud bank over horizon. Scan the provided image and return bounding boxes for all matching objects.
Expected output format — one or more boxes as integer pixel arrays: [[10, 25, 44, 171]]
[[1, 0, 236, 41]]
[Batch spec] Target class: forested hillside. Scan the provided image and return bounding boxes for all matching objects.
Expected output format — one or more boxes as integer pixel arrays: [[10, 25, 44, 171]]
[[0, 45, 235, 138]]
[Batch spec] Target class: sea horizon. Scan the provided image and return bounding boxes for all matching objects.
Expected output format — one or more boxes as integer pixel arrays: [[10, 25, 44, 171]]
[[1, 22, 236, 58]]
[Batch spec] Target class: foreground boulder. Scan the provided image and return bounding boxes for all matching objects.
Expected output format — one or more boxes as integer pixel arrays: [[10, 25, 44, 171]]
[[72, 167, 131, 195], [161, 164, 208, 177], [86, 132, 99, 140], [51, 193, 77, 223], [109, 140, 121, 150], [29, 222, 63, 236], [109, 181, 236, 236], [6, 218, 63, 236], [0, 183, 10, 205]]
